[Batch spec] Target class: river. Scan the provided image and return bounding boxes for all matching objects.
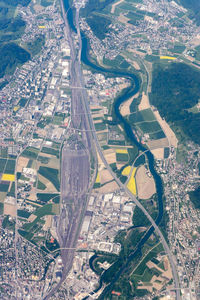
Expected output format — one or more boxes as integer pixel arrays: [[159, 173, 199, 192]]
[[81, 32, 166, 298], [64, 0, 166, 297], [81, 32, 164, 225]]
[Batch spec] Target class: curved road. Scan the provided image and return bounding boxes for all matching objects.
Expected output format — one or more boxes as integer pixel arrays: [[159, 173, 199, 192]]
[[44, 0, 181, 299], [72, 8, 181, 300]]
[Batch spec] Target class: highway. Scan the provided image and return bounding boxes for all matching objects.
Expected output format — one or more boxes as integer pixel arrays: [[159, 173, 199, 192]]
[[45, 0, 181, 299], [72, 7, 181, 300]]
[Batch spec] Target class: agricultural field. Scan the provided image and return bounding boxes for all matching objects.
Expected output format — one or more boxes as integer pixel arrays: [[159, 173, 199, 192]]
[[103, 55, 133, 71], [130, 243, 173, 294], [21, 147, 39, 159], [52, 112, 66, 125], [127, 167, 137, 195], [94, 122, 107, 132], [41, 147, 60, 158], [129, 109, 166, 141], [38, 166, 60, 191], [129, 109, 156, 123], [0, 146, 8, 158], [116, 149, 129, 162], [0, 157, 16, 213], [18, 202, 60, 251], [122, 165, 131, 176]]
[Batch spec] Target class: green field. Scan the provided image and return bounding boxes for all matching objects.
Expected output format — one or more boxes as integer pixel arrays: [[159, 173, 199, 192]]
[[4, 159, 16, 174], [136, 121, 162, 134], [0, 202, 3, 214], [94, 122, 107, 131], [37, 156, 49, 164], [21, 147, 39, 159], [17, 209, 31, 219], [0, 147, 8, 158], [148, 131, 166, 140], [18, 97, 28, 107], [37, 180, 46, 190], [134, 154, 145, 167], [108, 140, 125, 146], [7, 181, 15, 197], [129, 109, 156, 123], [22, 203, 55, 232], [0, 183, 10, 192], [38, 166, 60, 191], [116, 152, 129, 162], [131, 243, 164, 277], [0, 158, 7, 172], [103, 55, 131, 71], [41, 147, 60, 158], [37, 193, 59, 203]]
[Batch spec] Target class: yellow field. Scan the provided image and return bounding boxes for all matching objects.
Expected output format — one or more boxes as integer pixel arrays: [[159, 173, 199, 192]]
[[122, 165, 132, 176], [1, 174, 15, 181], [38, 25, 45, 29], [116, 149, 128, 154], [127, 168, 137, 195], [13, 106, 20, 112], [95, 172, 100, 184], [160, 56, 176, 60]]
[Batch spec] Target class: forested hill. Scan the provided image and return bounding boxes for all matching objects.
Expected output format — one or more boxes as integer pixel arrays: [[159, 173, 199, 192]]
[[80, 0, 115, 16], [149, 62, 200, 145], [175, 0, 200, 25], [0, 43, 30, 78]]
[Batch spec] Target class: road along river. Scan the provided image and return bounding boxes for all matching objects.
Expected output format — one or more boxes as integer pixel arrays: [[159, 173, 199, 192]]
[[59, 1, 181, 299], [80, 33, 181, 299]]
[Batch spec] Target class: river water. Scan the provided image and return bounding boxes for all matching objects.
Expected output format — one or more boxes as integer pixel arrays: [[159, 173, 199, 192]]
[[81, 32, 164, 225], [64, 0, 165, 296]]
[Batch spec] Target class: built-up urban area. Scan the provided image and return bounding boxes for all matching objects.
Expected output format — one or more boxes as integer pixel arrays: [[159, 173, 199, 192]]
[[0, 0, 199, 299]]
